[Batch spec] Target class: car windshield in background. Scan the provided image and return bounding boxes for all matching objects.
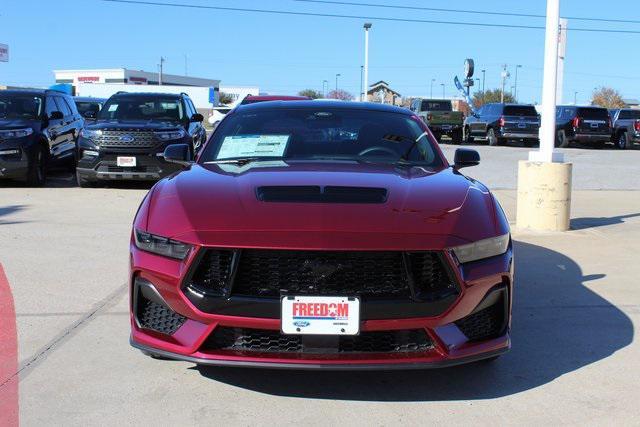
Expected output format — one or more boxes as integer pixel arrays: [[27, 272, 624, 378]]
[[0, 95, 43, 120], [618, 110, 640, 120], [578, 108, 609, 120], [76, 102, 102, 116], [503, 105, 538, 116], [421, 101, 451, 111], [98, 97, 184, 121], [201, 108, 443, 167]]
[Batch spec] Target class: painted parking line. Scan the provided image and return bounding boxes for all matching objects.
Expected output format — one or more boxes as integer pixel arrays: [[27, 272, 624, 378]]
[[0, 263, 18, 426]]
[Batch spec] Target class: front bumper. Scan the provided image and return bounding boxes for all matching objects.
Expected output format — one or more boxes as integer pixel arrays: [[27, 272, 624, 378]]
[[129, 243, 513, 369], [498, 130, 539, 140], [0, 137, 34, 179], [571, 133, 610, 143], [76, 150, 182, 181]]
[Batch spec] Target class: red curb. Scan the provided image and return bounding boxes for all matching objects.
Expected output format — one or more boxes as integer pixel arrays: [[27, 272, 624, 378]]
[[0, 263, 18, 427]]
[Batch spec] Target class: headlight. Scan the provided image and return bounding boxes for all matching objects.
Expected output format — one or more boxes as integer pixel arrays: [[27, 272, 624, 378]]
[[0, 128, 33, 139], [154, 129, 186, 141], [134, 229, 193, 260], [451, 233, 510, 264], [80, 128, 102, 141]]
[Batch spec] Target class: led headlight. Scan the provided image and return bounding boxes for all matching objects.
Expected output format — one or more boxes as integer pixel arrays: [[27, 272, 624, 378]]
[[80, 128, 103, 141], [451, 233, 510, 264], [154, 129, 186, 141], [134, 229, 192, 260], [0, 128, 33, 139]]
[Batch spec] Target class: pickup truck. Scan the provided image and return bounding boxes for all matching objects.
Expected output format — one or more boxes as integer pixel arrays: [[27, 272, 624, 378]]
[[409, 98, 464, 144], [555, 106, 611, 148], [464, 103, 540, 147], [609, 108, 640, 149]]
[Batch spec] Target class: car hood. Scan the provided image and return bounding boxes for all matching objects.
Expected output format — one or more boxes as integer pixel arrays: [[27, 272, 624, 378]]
[[88, 120, 182, 131], [142, 162, 503, 250], [0, 118, 38, 130]]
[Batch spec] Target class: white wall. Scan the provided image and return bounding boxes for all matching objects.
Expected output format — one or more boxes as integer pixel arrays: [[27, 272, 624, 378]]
[[75, 83, 218, 109], [219, 85, 260, 107]]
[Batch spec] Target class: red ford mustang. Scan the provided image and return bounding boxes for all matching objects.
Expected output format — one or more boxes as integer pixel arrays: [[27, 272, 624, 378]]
[[129, 100, 513, 369]]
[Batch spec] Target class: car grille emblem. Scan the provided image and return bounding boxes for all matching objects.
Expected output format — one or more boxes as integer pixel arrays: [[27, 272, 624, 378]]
[[119, 135, 135, 143]]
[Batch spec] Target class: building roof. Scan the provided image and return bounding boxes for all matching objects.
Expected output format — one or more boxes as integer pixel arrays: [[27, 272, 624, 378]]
[[367, 80, 401, 97]]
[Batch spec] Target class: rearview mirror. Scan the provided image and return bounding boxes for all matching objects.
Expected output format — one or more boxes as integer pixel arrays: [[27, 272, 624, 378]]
[[83, 111, 96, 119], [163, 144, 193, 167], [49, 111, 64, 120], [453, 148, 480, 170], [190, 113, 204, 122]]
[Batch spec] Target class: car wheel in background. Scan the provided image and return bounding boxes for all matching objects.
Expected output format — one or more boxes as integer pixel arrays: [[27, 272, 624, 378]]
[[25, 146, 46, 187], [487, 128, 498, 146], [464, 127, 474, 144], [451, 128, 463, 145], [556, 130, 569, 148], [615, 132, 629, 150]]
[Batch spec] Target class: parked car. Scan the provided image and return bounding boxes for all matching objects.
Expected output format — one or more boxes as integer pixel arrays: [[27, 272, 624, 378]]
[[609, 108, 640, 149], [0, 89, 83, 186], [75, 92, 206, 187], [240, 95, 311, 105], [464, 103, 540, 146], [409, 98, 464, 144], [74, 97, 106, 124], [207, 106, 233, 127], [555, 106, 611, 148], [129, 100, 513, 369]]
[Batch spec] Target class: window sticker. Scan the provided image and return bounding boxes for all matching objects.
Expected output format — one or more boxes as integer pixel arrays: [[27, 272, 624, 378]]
[[217, 134, 290, 159]]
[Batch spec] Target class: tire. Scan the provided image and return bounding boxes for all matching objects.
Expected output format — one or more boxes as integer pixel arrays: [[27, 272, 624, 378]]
[[451, 128, 463, 145], [76, 170, 94, 188], [615, 132, 629, 150], [464, 127, 474, 144], [25, 145, 46, 187], [487, 128, 498, 146], [556, 130, 569, 148]]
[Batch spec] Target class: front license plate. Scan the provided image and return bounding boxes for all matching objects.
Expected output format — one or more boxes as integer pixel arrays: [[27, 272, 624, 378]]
[[117, 156, 136, 167], [518, 122, 526, 128], [281, 296, 360, 335]]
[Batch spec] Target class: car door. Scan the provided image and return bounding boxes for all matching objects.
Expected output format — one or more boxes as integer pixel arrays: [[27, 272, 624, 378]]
[[469, 105, 485, 136], [184, 98, 204, 149], [51, 96, 76, 162], [44, 96, 65, 157]]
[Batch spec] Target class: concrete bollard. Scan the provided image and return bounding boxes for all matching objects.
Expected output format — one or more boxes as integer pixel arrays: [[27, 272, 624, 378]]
[[516, 160, 573, 231]]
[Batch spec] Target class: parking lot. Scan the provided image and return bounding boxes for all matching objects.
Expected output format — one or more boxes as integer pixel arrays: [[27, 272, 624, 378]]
[[1, 146, 639, 425]]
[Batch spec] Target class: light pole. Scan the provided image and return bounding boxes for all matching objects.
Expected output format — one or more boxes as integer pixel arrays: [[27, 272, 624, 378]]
[[158, 56, 165, 86], [440, 83, 445, 99], [514, 64, 522, 101], [335, 73, 341, 95], [481, 69, 486, 103], [500, 65, 510, 103], [363, 23, 372, 103], [360, 65, 364, 101], [430, 79, 435, 98], [574, 91, 578, 105], [323, 80, 328, 98]]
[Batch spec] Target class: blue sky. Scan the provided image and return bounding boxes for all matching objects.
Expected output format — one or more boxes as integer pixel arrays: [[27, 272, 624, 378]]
[[1, 0, 639, 104]]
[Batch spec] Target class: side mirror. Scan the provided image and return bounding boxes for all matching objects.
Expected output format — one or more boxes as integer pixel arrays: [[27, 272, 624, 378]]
[[50, 111, 64, 120], [190, 113, 204, 122], [83, 111, 96, 119], [453, 148, 480, 170], [163, 144, 193, 167]]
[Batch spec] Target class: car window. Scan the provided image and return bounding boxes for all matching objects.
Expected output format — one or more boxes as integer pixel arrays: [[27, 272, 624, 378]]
[[200, 108, 444, 168], [45, 96, 59, 117], [98, 97, 185, 121], [188, 99, 198, 117], [54, 96, 72, 117], [577, 107, 608, 120], [618, 110, 640, 120], [76, 102, 102, 115], [62, 97, 79, 116], [0, 94, 43, 120], [503, 105, 538, 116], [420, 100, 451, 111]]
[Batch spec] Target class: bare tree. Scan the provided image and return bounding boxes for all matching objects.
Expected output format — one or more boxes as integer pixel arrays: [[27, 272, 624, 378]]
[[472, 89, 515, 108], [591, 87, 625, 109], [327, 89, 354, 101], [298, 89, 322, 99]]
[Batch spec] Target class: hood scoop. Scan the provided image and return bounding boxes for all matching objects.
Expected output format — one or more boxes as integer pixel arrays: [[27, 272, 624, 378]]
[[256, 186, 388, 204]]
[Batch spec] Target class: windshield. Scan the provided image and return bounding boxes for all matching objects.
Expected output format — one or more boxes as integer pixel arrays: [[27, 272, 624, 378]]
[[421, 100, 451, 112], [503, 105, 538, 116], [76, 101, 102, 116], [200, 108, 444, 167], [578, 107, 609, 120], [0, 94, 43, 120], [98, 97, 184, 121]]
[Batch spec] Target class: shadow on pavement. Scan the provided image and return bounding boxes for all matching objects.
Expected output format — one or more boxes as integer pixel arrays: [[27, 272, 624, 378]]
[[195, 240, 634, 401], [0, 205, 28, 225], [571, 213, 640, 230]]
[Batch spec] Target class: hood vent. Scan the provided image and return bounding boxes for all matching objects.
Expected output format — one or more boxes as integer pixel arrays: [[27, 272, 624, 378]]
[[256, 186, 388, 204]]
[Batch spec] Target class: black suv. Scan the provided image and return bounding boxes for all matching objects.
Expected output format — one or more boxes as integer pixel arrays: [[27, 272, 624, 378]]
[[555, 106, 611, 148], [464, 103, 540, 146], [0, 89, 83, 186], [74, 97, 106, 125], [609, 108, 640, 150], [76, 92, 206, 186]]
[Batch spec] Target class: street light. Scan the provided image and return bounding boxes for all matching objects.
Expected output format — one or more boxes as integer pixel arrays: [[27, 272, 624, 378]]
[[481, 69, 486, 103], [574, 91, 578, 105], [335, 73, 341, 94], [514, 64, 522, 101], [360, 65, 364, 101], [363, 23, 372, 103], [440, 83, 445, 99], [322, 80, 328, 97], [430, 79, 435, 98]]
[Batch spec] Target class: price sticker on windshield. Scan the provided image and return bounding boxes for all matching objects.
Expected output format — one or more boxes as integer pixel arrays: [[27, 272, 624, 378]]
[[217, 134, 290, 159]]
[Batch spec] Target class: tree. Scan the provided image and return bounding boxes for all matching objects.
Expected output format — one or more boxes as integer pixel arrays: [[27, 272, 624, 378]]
[[218, 92, 234, 105], [327, 89, 354, 101], [591, 86, 625, 109], [298, 89, 322, 99], [472, 89, 515, 108]]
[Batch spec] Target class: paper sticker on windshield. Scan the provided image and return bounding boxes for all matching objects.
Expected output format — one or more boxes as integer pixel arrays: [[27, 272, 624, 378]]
[[217, 135, 290, 159]]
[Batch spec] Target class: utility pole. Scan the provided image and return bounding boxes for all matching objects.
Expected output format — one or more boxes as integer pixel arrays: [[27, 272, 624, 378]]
[[514, 64, 522, 101], [574, 91, 578, 105], [158, 56, 165, 86], [481, 69, 486, 103], [557, 18, 568, 104], [500, 64, 510, 103], [335, 73, 341, 94], [363, 23, 372, 103], [360, 65, 364, 101], [323, 80, 328, 97], [430, 79, 435, 98], [440, 83, 445, 99]]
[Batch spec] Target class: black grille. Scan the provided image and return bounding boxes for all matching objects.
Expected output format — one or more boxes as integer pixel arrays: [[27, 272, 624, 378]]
[[137, 297, 186, 335], [95, 130, 159, 149], [256, 186, 388, 204], [455, 299, 505, 341], [205, 327, 432, 354], [187, 249, 456, 301]]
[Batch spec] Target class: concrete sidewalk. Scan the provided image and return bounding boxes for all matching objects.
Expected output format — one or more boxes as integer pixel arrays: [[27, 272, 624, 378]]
[[0, 187, 638, 425]]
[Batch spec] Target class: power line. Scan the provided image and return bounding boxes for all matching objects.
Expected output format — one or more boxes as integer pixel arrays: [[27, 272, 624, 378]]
[[101, 0, 640, 34], [295, 0, 640, 25]]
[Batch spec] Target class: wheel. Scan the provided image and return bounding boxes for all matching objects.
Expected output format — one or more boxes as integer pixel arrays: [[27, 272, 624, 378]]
[[487, 128, 498, 146], [76, 170, 94, 188], [25, 145, 46, 186], [615, 132, 629, 150], [555, 130, 569, 148], [451, 128, 463, 145], [464, 127, 474, 144]]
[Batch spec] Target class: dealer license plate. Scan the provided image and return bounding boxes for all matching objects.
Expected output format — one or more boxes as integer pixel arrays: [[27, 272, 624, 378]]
[[281, 296, 360, 335], [117, 156, 136, 167]]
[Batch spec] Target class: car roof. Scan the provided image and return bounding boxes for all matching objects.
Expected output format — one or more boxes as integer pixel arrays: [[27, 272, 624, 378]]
[[74, 96, 106, 103], [1, 89, 70, 97], [244, 95, 311, 101], [110, 92, 182, 99], [234, 100, 413, 115]]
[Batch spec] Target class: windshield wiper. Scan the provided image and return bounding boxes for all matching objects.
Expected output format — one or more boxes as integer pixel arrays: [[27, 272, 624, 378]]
[[203, 157, 263, 166]]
